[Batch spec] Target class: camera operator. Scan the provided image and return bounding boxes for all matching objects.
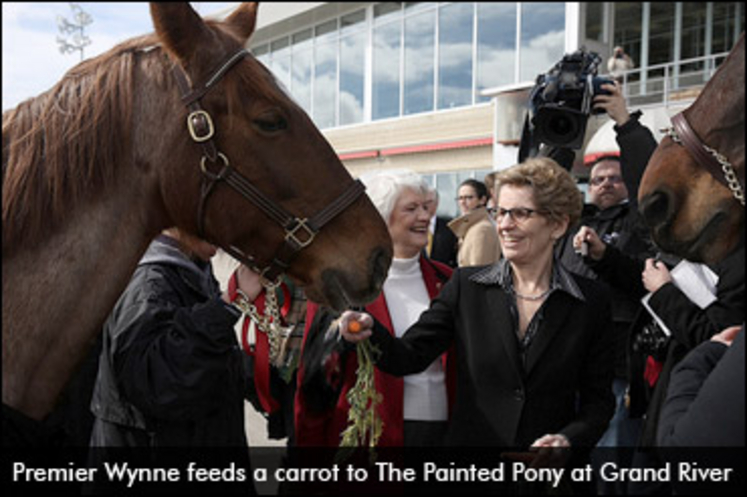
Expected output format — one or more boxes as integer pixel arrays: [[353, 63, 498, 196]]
[[519, 49, 615, 171]]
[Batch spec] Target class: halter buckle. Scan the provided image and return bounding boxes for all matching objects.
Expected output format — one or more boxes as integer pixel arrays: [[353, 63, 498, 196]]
[[285, 218, 316, 249], [187, 110, 215, 143]]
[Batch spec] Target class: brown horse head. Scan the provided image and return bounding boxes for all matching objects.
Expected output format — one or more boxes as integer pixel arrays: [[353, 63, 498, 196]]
[[148, 3, 392, 309], [639, 33, 744, 265], [2, 2, 390, 420]]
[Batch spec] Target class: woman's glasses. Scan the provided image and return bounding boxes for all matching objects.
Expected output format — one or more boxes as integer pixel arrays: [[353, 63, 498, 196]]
[[494, 207, 541, 223]]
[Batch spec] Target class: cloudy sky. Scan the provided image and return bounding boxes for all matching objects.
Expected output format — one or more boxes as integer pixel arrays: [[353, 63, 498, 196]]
[[2, 2, 237, 111]]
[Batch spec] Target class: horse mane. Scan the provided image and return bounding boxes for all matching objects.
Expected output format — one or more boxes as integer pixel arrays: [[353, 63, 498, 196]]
[[2, 20, 286, 256], [2, 34, 162, 254]]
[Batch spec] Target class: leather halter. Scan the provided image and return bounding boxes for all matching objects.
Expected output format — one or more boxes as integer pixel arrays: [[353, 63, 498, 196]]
[[665, 112, 745, 206], [171, 49, 367, 281]]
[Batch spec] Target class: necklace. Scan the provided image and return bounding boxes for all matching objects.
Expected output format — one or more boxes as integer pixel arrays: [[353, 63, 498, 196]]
[[513, 287, 551, 301]]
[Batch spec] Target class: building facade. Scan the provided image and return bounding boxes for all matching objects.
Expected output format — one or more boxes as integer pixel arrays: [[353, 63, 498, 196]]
[[222, 2, 744, 216]]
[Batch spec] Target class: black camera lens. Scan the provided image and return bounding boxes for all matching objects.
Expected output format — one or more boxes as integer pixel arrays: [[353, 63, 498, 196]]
[[533, 107, 584, 148], [549, 115, 576, 137]]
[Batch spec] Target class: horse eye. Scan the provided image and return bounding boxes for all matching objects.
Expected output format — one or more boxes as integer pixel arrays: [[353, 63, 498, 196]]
[[253, 115, 288, 134]]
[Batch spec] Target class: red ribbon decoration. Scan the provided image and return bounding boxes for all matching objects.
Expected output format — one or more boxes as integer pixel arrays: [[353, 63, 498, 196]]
[[643, 355, 664, 388]]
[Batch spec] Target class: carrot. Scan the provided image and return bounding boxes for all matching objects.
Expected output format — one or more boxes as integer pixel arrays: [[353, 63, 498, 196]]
[[348, 321, 362, 333]]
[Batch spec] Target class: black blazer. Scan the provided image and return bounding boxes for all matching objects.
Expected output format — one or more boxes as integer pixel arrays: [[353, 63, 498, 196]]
[[370, 264, 615, 448]]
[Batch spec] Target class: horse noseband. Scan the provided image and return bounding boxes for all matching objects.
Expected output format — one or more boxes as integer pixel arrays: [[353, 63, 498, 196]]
[[171, 48, 366, 281], [663, 112, 745, 206]]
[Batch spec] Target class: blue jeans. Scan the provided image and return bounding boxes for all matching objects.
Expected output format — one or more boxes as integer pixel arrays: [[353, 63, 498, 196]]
[[592, 378, 643, 494], [597, 378, 642, 448]]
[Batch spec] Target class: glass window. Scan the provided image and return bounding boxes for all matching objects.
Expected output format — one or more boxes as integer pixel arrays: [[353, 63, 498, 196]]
[[291, 30, 313, 114], [313, 41, 337, 129], [313, 20, 338, 129], [404, 9, 435, 115], [585, 3, 604, 42], [315, 19, 337, 40], [340, 11, 366, 126], [253, 44, 269, 58], [405, 3, 430, 14], [293, 28, 313, 46], [340, 31, 366, 125], [679, 4, 708, 75], [374, 3, 403, 25], [519, 3, 565, 81], [438, 2, 474, 110], [712, 3, 745, 56], [436, 173, 460, 217], [613, 3, 642, 73], [648, 3, 675, 67], [253, 44, 269, 66], [270, 37, 291, 90], [341, 9, 365, 35], [476, 3, 517, 103], [373, 20, 402, 120]]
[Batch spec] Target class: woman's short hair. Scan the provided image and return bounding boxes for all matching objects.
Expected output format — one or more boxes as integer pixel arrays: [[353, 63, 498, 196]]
[[360, 169, 431, 223], [495, 157, 583, 228]]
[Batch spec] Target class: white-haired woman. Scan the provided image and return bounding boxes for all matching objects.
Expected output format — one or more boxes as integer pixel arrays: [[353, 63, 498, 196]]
[[294, 170, 455, 447]]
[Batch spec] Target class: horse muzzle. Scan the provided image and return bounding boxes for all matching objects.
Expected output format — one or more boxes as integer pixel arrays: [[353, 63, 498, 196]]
[[318, 246, 391, 311]]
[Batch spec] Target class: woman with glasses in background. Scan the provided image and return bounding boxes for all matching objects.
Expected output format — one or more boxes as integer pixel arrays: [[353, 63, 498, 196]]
[[448, 178, 501, 267], [337, 158, 615, 488]]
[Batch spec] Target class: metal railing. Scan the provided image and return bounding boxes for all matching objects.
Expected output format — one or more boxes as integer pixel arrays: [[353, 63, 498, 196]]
[[616, 51, 730, 109]]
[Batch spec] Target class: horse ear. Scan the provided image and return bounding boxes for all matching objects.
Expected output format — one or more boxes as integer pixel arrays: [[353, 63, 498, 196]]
[[224, 3, 259, 43], [149, 2, 211, 65]]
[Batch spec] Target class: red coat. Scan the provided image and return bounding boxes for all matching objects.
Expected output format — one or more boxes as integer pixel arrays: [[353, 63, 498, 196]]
[[294, 256, 455, 446]]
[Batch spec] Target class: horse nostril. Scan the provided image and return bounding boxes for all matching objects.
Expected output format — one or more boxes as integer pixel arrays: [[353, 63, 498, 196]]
[[640, 190, 671, 228]]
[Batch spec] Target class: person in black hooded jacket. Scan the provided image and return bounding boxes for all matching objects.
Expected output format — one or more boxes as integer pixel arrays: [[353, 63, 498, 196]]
[[88, 229, 261, 493]]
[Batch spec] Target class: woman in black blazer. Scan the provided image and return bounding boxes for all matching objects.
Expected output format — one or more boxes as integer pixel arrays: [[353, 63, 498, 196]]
[[340, 158, 616, 450]]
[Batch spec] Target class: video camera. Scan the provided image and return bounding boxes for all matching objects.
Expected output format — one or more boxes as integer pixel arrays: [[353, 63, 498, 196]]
[[519, 48, 614, 166]]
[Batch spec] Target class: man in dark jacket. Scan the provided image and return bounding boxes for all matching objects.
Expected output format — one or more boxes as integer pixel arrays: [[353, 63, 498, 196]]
[[425, 188, 458, 268], [88, 230, 261, 493]]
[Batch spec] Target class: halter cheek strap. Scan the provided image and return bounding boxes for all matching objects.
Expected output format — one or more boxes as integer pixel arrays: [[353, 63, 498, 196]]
[[664, 112, 745, 206], [171, 48, 367, 281]]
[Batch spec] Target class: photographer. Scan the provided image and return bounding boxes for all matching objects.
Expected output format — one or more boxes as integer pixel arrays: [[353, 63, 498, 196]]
[[607, 46, 634, 84]]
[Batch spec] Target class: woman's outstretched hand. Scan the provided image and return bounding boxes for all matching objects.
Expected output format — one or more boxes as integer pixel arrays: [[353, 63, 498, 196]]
[[339, 310, 374, 342]]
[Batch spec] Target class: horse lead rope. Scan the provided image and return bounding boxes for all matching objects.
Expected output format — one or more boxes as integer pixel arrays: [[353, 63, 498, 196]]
[[662, 113, 745, 206]]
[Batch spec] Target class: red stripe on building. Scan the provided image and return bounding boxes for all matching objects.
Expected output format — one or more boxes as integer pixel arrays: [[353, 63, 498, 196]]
[[338, 150, 379, 161]]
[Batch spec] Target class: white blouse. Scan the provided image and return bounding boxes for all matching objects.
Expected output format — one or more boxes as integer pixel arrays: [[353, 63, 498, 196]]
[[382, 255, 448, 421]]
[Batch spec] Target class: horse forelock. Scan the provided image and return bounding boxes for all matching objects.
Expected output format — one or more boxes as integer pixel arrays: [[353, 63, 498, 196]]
[[2, 35, 166, 255]]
